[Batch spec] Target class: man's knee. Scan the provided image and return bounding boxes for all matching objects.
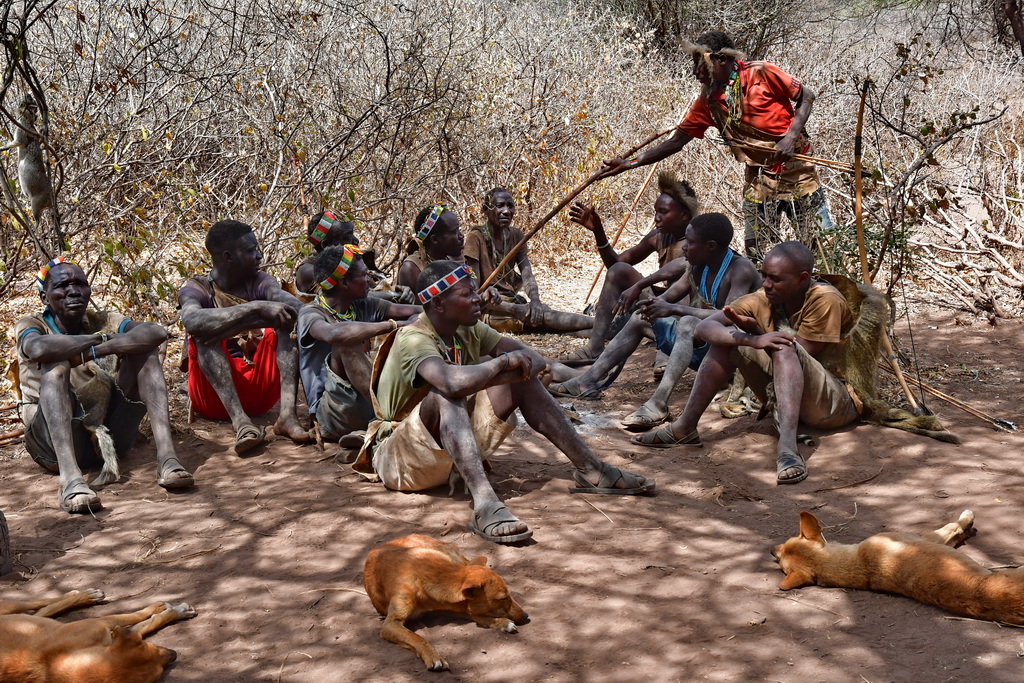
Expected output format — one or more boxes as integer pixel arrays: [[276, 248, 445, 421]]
[[39, 360, 72, 387], [674, 316, 698, 339], [606, 262, 638, 287]]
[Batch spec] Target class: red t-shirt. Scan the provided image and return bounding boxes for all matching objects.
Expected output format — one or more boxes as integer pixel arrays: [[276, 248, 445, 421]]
[[678, 61, 803, 139]]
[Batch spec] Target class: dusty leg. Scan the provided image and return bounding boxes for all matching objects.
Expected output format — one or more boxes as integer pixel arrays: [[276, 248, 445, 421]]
[[37, 361, 99, 511], [330, 344, 372, 403], [493, 378, 648, 490], [640, 316, 697, 416], [119, 349, 193, 486], [769, 344, 804, 481], [193, 342, 253, 435], [924, 510, 976, 547], [492, 301, 593, 332], [0, 588, 104, 617], [552, 314, 650, 395], [586, 262, 642, 355], [272, 325, 311, 443], [419, 391, 529, 539], [655, 344, 736, 441]]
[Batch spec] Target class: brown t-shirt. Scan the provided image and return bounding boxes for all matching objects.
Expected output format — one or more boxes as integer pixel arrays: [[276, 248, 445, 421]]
[[729, 281, 852, 343], [14, 309, 131, 425], [464, 224, 526, 296]]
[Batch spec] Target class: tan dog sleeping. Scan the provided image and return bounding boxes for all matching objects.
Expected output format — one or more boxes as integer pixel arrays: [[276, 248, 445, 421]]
[[0, 588, 196, 683], [364, 534, 529, 671], [773, 509, 1024, 625]]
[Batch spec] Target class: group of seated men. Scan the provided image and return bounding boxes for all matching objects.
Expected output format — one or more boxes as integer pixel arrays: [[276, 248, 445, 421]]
[[13, 181, 859, 542]]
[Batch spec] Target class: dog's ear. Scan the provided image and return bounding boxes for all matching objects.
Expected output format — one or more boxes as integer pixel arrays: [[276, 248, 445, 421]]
[[798, 511, 824, 543], [461, 582, 483, 601], [470, 555, 488, 567], [779, 569, 814, 590]]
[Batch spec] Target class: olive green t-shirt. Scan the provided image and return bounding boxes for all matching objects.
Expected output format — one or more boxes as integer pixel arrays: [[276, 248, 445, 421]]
[[373, 315, 502, 444]]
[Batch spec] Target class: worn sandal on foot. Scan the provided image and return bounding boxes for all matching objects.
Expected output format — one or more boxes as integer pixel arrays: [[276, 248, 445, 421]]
[[621, 405, 670, 432], [59, 477, 102, 514], [234, 425, 267, 455], [569, 468, 655, 495], [157, 457, 195, 490], [776, 451, 808, 485], [630, 427, 702, 449], [548, 380, 602, 400], [468, 502, 533, 544], [559, 347, 599, 367]]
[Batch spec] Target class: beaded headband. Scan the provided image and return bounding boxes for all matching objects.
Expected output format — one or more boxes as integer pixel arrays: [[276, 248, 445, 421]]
[[36, 256, 77, 291], [418, 264, 475, 304], [308, 210, 338, 246], [319, 244, 363, 290], [415, 204, 447, 241]]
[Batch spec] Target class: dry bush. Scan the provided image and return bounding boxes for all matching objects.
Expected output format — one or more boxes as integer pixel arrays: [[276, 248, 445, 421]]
[[0, 0, 1021, 325]]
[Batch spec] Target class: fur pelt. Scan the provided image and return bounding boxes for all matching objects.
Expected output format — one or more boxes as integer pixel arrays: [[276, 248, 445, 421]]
[[75, 355, 121, 487], [819, 274, 959, 444]]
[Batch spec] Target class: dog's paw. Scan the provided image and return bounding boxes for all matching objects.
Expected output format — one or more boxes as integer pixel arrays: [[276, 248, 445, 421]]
[[426, 657, 449, 671], [959, 510, 975, 528], [497, 618, 518, 633], [170, 602, 197, 619], [79, 588, 105, 604]]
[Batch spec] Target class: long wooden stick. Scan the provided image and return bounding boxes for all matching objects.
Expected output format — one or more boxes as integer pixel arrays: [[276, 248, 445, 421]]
[[851, 78, 921, 414], [477, 128, 674, 292], [877, 362, 1017, 431], [718, 138, 858, 174], [582, 166, 659, 304]]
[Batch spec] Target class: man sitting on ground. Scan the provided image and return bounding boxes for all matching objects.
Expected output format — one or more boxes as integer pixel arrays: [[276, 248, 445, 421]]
[[15, 258, 194, 514], [550, 214, 759, 430], [631, 241, 860, 485], [293, 209, 414, 303], [465, 187, 592, 335], [179, 219, 312, 454], [353, 260, 654, 544], [561, 173, 699, 366], [396, 204, 466, 291], [298, 244, 420, 447]]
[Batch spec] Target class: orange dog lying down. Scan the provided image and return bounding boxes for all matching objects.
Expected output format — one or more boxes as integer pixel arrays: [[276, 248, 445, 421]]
[[773, 509, 1024, 625], [364, 534, 528, 671], [0, 588, 196, 683]]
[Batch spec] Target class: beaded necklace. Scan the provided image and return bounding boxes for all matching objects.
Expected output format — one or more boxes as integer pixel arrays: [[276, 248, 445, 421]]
[[724, 65, 742, 125], [316, 292, 356, 322], [437, 336, 463, 365]]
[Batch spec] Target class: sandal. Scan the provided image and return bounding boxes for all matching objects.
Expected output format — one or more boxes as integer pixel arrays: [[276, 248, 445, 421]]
[[234, 424, 267, 455], [58, 477, 102, 514], [776, 451, 808, 485], [559, 347, 598, 367], [621, 405, 670, 432], [630, 427, 702, 449], [157, 457, 195, 490], [568, 467, 655, 495], [468, 501, 533, 544], [548, 380, 602, 400]]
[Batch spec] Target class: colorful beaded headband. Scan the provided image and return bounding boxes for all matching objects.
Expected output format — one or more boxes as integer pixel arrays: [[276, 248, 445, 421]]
[[418, 264, 475, 304], [319, 244, 363, 290], [36, 256, 76, 291], [415, 204, 447, 241], [308, 210, 338, 246]]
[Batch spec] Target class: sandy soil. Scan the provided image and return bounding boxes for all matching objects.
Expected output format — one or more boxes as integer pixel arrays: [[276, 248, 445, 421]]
[[1, 307, 1023, 682]]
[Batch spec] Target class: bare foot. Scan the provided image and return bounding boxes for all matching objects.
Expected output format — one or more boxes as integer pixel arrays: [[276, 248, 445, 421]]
[[274, 418, 313, 444]]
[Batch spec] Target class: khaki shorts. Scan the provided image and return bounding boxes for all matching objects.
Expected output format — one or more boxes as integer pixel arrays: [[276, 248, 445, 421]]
[[733, 344, 859, 429], [372, 391, 516, 491]]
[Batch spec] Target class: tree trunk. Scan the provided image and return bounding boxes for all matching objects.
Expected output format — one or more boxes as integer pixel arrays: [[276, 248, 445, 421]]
[[1006, 0, 1024, 57]]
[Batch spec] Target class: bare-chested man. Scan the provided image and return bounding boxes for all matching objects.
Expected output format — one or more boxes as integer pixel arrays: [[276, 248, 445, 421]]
[[353, 260, 654, 544], [178, 219, 312, 454], [561, 173, 699, 366], [15, 258, 194, 514]]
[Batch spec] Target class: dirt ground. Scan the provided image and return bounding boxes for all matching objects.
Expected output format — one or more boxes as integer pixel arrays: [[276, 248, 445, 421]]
[[1, 307, 1023, 682]]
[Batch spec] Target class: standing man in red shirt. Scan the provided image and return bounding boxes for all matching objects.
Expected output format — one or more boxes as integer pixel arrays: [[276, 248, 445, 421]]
[[602, 30, 833, 261]]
